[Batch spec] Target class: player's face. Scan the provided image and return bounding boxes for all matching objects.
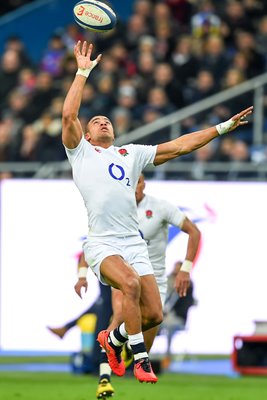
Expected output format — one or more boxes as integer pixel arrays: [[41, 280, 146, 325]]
[[85, 116, 115, 145], [135, 175, 145, 203]]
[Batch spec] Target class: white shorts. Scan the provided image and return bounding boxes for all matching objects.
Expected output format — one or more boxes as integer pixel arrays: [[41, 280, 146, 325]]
[[83, 235, 154, 285], [155, 276, 168, 307]]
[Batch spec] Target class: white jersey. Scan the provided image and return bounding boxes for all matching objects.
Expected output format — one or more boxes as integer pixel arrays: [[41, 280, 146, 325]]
[[137, 194, 185, 279], [65, 138, 157, 238]]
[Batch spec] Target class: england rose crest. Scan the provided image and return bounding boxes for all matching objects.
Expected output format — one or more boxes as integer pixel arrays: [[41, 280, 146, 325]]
[[118, 148, 128, 156], [146, 210, 153, 219]]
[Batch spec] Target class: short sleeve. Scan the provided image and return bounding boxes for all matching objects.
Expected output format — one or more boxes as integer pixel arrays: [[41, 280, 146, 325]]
[[64, 137, 86, 165]]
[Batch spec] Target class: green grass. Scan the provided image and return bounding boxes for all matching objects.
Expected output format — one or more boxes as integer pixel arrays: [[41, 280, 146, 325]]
[[0, 372, 267, 400], [0, 356, 69, 364]]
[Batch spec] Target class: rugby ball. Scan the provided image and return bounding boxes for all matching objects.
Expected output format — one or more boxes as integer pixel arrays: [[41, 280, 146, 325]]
[[73, 1, 117, 32]]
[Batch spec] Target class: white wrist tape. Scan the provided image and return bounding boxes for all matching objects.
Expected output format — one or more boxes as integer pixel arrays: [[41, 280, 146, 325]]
[[180, 260, 193, 273], [76, 60, 98, 78], [78, 267, 88, 278], [216, 118, 235, 135]]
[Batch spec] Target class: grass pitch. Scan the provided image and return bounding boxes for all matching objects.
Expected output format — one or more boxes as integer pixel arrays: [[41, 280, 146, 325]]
[[0, 371, 267, 400]]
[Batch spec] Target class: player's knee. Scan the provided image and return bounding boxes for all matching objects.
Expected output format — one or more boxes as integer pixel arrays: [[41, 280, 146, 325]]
[[121, 272, 141, 300], [142, 309, 163, 329]]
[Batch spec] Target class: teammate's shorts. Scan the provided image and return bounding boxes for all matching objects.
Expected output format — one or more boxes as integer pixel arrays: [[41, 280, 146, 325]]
[[155, 276, 167, 307], [83, 235, 154, 285]]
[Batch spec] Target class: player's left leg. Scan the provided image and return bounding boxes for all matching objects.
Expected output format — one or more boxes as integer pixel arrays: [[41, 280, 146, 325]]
[[132, 274, 162, 382], [139, 274, 163, 331]]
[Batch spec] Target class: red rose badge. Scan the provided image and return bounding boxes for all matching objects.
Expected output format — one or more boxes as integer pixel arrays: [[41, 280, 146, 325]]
[[118, 148, 128, 156], [146, 210, 153, 219]]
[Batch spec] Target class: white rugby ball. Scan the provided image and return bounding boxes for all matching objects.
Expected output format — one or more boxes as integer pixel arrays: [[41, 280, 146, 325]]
[[73, 0, 117, 32]]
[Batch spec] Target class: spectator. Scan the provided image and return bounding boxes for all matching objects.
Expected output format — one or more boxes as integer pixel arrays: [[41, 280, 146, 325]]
[[220, 0, 254, 47], [92, 74, 116, 118], [135, 52, 156, 103], [125, 13, 149, 52], [215, 136, 235, 162], [3, 88, 33, 128], [219, 68, 253, 132], [255, 15, 267, 61], [191, 141, 218, 180], [40, 34, 66, 78], [133, 0, 154, 31], [234, 30, 265, 78], [0, 119, 16, 161], [17, 67, 36, 95], [199, 34, 230, 83], [116, 80, 141, 125], [170, 35, 200, 86], [153, 62, 184, 108], [29, 71, 60, 121], [79, 83, 98, 120], [4, 35, 33, 67], [0, 49, 22, 113], [109, 42, 137, 78], [185, 69, 216, 106], [145, 86, 176, 116], [165, 0, 193, 29], [61, 23, 85, 53], [227, 139, 255, 180], [191, 0, 221, 39], [111, 107, 134, 137], [14, 124, 40, 163]]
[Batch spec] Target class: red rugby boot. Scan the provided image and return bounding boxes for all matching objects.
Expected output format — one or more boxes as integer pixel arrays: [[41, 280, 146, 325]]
[[134, 357, 158, 383], [97, 330, 125, 376]]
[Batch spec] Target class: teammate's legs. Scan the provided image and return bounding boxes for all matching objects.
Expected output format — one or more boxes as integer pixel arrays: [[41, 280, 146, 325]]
[[96, 288, 123, 399]]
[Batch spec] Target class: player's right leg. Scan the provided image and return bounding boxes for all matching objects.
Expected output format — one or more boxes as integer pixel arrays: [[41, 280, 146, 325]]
[[97, 255, 143, 377]]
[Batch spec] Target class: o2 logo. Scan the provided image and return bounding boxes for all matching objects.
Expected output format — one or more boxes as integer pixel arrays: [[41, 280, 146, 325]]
[[108, 163, 131, 186]]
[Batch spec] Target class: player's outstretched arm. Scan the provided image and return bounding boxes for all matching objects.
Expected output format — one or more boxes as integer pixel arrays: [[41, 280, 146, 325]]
[[154, 106, 253, 166], [62, 41, 101, 149]]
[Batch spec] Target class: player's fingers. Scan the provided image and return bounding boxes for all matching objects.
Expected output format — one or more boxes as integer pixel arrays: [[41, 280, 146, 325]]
[[96, 54, 102, 63], [181, 285, 187, 297], [74, 41, 80, 55], [232, 106, 253, 122], [86, 43, 93, 57], [81, 41, 87, 56]]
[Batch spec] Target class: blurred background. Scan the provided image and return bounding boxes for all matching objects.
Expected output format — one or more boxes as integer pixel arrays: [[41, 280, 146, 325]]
[[1, 0, 267, 380]]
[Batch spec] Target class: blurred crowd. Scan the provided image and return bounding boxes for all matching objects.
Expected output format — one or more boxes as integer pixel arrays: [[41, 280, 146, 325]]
[[0, 0, 35, 16], [1, 0, 267, 179]]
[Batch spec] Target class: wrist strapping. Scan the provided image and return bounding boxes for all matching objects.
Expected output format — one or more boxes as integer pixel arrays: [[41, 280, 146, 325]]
[[180, 260, 193, 273], [76, 60, 98, 78], [216, 118, 235, 135], [78, 267, 88, 278]]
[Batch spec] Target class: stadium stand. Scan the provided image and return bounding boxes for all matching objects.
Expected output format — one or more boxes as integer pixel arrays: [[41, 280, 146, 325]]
[[0, 0, 267, 180]]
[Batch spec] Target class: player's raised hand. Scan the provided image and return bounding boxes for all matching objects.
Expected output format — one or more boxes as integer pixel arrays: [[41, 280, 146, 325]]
[[74, 40, 102, 70], [228, 106, 254, 131], [216, 106, 253, 135]]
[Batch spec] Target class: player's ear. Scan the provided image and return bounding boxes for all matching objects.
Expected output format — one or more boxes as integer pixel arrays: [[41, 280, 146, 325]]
[[84, 132, 90, 141]]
